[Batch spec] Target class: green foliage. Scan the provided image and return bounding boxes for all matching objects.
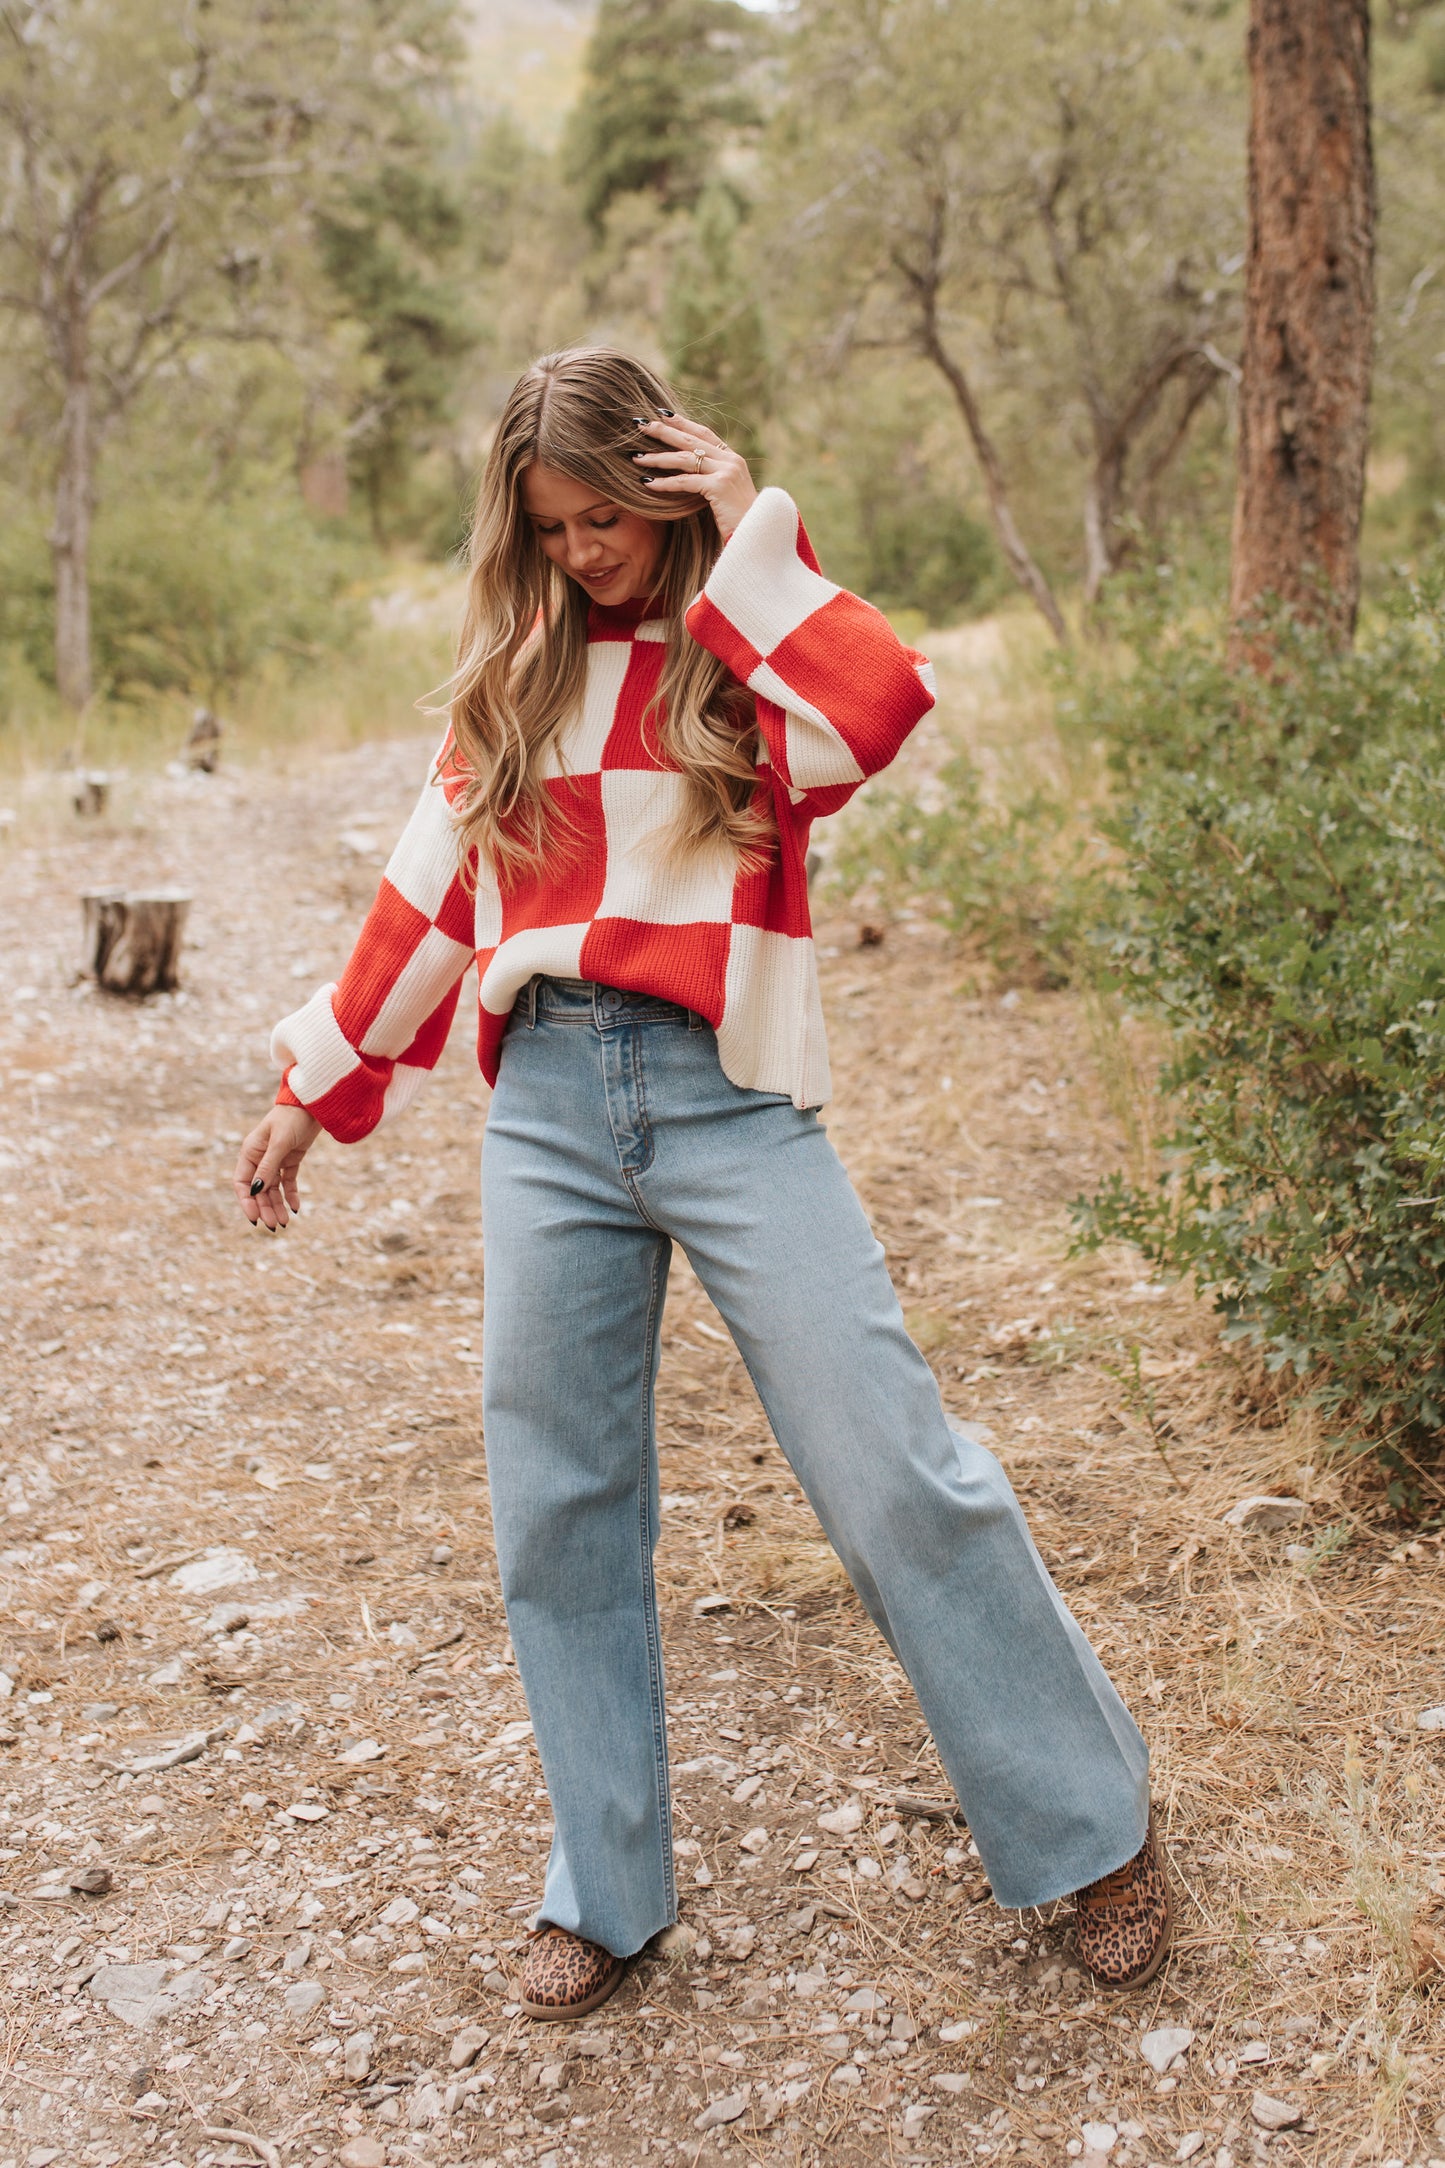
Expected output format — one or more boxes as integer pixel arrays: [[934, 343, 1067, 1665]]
[[316, 165, 476, 548], [0, 482, 364, 707], [564, 0, 765, 233], [1069, 563, 1445, 1491], [664, 183, 772, 457], [828, 753, 1077, 984]]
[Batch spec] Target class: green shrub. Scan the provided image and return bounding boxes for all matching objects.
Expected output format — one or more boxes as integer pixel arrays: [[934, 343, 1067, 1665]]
[[1069, 560, 1445, 1496], [0, 484, 366, 709], [91, 488, 366, 700]]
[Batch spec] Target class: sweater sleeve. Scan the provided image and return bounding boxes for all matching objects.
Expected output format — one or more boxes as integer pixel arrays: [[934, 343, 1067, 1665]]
[[269, 732, 477, 1143], [683, 485, 936, 815]]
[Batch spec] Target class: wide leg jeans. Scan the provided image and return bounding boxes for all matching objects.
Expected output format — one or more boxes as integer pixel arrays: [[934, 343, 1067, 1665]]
[[479, 977, 1149, 1958]]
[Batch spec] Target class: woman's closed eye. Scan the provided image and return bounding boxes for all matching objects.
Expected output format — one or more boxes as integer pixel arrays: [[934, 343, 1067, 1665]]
[[533, 516, 619, 535]]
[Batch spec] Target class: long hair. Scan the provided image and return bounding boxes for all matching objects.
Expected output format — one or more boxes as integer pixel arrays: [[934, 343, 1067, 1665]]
[[440, 346, 770, 883]]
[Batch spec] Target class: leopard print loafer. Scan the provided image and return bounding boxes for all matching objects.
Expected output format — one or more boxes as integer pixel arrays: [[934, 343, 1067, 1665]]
[[1071, 1809, 1173, 1989], [519, 1924, 626, 2021]]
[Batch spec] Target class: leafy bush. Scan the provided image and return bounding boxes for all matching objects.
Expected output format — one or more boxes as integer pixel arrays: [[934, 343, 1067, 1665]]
[[1069, 562, 1445, 1495], [827, 752, 1080, 983], [0, 482, 365, 711]]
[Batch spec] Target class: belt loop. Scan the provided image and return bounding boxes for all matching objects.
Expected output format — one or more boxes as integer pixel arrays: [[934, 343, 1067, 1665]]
[[525, 974, 539, 1028]]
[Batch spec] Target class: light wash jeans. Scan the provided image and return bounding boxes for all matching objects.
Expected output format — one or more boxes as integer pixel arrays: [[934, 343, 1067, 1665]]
[[480, 977, 1149, 1957]]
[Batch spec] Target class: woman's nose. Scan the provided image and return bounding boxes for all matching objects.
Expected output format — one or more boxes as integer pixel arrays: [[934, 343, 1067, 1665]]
[[569, 527, 604, 566]]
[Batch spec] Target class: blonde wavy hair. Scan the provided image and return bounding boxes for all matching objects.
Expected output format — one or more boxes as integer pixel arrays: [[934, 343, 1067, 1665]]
[[440, 346, 770, 883]]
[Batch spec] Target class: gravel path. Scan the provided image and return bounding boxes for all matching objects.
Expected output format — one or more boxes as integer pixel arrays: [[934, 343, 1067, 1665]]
[[0, 736, 1442, 2168]]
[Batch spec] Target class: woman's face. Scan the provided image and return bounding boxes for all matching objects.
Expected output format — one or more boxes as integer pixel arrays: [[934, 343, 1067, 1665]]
[[521, 461, 663, 605]]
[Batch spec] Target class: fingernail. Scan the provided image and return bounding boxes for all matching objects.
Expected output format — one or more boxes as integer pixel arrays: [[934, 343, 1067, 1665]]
[[632, 416, 649, 427], [658, 408, 675, 416], [249, 1177, 264, 1195]]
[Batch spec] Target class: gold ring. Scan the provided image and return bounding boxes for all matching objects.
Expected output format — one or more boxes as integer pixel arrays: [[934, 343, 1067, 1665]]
[[694, 448, 707, 473]]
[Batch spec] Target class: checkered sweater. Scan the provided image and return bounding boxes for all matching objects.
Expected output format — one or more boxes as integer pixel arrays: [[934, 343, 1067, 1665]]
[[271, 487, 935, 1137]]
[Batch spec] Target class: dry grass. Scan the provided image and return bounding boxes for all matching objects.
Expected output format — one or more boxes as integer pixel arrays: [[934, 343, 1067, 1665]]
[[0, 626, 1442, 2168]]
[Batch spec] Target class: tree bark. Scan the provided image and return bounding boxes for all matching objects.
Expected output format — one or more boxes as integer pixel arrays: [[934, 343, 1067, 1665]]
[[1229, 0, 1375, 659], [50, 354, 95, 712]]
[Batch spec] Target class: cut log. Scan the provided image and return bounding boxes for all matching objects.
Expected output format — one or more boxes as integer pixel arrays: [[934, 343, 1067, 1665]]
[[80, 887, 191, 996], [71, 770, 110, 817]]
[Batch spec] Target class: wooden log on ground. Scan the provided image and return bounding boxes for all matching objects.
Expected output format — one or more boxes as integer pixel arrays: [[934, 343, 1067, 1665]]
[[80, 887, 191, 996]]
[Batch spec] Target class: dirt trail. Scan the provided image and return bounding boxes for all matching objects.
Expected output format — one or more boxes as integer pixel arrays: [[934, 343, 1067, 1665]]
[[0, 735, 1442, 2168]]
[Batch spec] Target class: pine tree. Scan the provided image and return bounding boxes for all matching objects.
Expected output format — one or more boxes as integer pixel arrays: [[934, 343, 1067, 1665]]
[[564, 0, 764, 234]]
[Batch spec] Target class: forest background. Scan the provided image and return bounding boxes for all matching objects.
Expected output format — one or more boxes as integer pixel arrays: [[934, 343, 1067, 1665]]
[[6, 0, 1445, 1489]]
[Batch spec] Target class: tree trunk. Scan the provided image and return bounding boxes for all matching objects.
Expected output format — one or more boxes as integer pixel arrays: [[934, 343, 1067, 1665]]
[[50, 358, 96, 712], [81, 888, 191, 996], [921, 328, 1070, 646], [1229, 0, 1374, 660]]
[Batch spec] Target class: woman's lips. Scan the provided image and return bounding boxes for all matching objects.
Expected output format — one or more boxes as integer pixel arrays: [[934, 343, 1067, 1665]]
[[582, 564, 622, 585]]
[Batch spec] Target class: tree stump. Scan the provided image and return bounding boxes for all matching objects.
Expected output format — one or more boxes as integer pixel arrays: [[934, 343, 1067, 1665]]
[[71, 770, 110, 817], [80, 887, 191, 996], [185, 706, 223, 772]]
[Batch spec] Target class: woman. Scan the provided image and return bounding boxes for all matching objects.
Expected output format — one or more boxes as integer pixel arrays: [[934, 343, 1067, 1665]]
[[234, 346, 1172, 2020]]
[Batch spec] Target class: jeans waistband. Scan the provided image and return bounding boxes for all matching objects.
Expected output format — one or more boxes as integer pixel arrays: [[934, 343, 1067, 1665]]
[[518, 975, 705, 1030]]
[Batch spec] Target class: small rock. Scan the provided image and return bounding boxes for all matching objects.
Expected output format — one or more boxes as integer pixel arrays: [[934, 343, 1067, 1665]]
[[845, 1986, 886, 2012], [723, 1925, 757, 1960], [69, 1863, 113, 1896], [572, 2030, 613, 2058], [282, 1801, 329, 1822], [891, 2014, 919, 2042], [930, 2072, 968, 2094], [339, 2141, 387, 2168], [739, 1825, 769, 1854], [902, 2105, 936, 2137], [204, 1602, 250, 1635], [223, 1937, 250, 1960], [1238, 2038, 1270, 2064], [380, 1896, 420, 1927], [695, 2090, 748, 2129], [733, 1773, 764, 1804], [89, 1962, 173, 2026], [343, 2029, 373, 2082], [827, 2064, 863, 2091], [390, 1951, 427, 1974], [83, 1702, 119, 1722], [1417, 1705, 1445, 1733], [481, 1966, 510, 1995], [170, 1548, 258, 1595], [283, 1980, 325, 2018], [1176, 2137, 1205, 2163], [655, 1922, 697, 1957], [145, 1659, 186, 1687], [1140, 2025, 1194, 2075], [1082, 2123, 1118, 2155], [409, 2080, 443, 2127], [340, 1737, 386, 1764], [817, 1799, 864, 1838], [1222, 1495, 1306, 1533], [792, 1849, 820, 1872], [1250, 2092, 1302, 2131], [449, 2025, 489, 2069]]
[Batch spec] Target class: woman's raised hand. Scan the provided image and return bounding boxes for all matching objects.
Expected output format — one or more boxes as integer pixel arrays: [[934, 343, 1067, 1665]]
[[233, 1104, 322, 1231], [632, 412, 758, 541]]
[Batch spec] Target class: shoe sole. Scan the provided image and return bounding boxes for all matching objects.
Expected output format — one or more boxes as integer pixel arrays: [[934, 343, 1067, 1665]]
[[520, 1956, 627, 2022]]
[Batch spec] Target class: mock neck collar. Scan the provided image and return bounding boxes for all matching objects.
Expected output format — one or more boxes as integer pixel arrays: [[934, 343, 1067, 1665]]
[[586, 587, 672, 636]]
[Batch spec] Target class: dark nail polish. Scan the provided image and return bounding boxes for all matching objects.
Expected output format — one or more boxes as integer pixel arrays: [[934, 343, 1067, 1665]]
[[658, 408, 675, 416], [632, 416, 649, 427], [249, 1177, 264, 1195]]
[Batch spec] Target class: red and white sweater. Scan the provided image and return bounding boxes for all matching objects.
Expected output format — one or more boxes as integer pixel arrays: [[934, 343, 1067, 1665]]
[[271, 487, 935, 1137]]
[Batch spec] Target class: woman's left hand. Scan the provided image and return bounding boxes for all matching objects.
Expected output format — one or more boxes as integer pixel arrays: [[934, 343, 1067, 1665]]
[[632, 413, 758, 541]]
